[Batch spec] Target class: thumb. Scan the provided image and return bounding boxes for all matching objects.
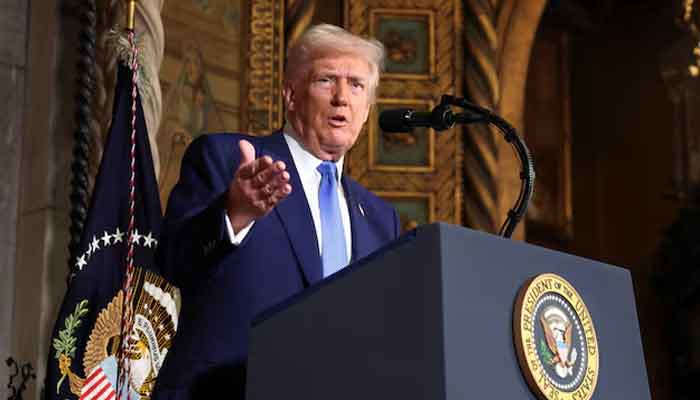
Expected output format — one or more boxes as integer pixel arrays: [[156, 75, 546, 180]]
[[239, 139, 256, 166]]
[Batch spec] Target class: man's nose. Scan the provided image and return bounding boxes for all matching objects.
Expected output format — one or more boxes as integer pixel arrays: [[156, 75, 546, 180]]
[[331, 81, 349, 106]]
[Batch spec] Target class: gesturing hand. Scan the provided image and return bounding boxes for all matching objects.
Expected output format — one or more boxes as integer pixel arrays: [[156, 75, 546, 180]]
[[225, 139, 292, 233]]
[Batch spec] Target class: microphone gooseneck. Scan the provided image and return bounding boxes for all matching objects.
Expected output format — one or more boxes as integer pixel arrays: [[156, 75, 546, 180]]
[[377, 95, 536, 239]]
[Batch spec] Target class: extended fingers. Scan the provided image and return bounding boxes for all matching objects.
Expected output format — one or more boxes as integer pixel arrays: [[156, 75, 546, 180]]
[[258, 170, 291, 198], [251, 182, 291, 211], [231, 154, 291, 218], [251, 160, 287, 188], [238, 155, 274, 179], [263, 182, 292, 207]]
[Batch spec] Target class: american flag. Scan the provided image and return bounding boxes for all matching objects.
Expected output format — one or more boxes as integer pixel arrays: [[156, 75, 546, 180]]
[[80, 366, 117, 400]]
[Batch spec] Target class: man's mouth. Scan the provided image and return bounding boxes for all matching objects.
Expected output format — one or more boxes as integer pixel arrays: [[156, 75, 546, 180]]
[[329, 115, 348, 127]]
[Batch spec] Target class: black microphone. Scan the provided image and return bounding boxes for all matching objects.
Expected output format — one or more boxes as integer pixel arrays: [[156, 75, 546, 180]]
[[380, 94, 535, 238], [379, 104, 458, 133], [378, 108, 432, 132]]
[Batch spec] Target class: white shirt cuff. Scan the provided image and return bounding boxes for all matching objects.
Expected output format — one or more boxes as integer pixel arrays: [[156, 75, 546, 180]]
[[224, 213, 255, 245]]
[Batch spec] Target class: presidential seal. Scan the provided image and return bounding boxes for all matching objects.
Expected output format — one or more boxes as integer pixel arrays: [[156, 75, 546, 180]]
[[53, 268, 179, 399], [513, 273, 599, 400]]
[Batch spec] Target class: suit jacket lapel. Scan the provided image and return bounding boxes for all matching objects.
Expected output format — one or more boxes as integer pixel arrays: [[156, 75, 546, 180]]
[[261, 132, 323, 286], [342, 177, 371, 264]]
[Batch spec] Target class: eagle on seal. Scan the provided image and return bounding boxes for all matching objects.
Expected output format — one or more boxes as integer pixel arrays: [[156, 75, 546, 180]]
[[540, 306, 578, 378]]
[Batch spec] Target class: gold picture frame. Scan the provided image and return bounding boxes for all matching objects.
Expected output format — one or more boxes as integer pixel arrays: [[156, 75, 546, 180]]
[[369, 8, 436, 81], [345, 0, 463, 226], [369, 98, 435, 173], [376, 191, 435, 233]]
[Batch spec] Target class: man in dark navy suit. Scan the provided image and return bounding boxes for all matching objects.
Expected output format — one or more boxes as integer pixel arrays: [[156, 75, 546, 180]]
[[152, 24, 400, 399]]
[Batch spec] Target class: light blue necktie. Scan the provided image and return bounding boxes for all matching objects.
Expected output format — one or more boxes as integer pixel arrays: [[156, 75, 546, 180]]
[[317, 161, 348, 277]]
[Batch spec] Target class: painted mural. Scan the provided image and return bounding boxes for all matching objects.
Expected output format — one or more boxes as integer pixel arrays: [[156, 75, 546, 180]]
[[157, 0, 245, 205]]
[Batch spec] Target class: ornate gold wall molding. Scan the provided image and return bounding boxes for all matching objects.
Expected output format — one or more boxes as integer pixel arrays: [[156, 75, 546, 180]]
[[244, 0, 315, 135], [246, 0, 285, 135], [345, 0, 463, 227]]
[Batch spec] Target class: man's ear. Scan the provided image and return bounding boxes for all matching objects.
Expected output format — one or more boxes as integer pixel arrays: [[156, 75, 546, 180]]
[[283, 85, 295, 111]]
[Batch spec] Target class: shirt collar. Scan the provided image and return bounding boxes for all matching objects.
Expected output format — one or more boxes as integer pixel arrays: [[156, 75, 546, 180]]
[[283, 122, 344, 184]]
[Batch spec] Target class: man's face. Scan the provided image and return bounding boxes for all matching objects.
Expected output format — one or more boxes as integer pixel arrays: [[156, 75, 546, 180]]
[[284, 53, 372, 161], [184, 49, 202, 85]]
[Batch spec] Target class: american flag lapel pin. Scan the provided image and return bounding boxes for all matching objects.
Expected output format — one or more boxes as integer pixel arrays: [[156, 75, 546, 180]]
[[358, 203, 365, 217]]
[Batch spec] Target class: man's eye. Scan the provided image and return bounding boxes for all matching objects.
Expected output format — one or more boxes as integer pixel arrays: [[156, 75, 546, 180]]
[[352, 82, 365, 89], [317, 77, 332, 83]]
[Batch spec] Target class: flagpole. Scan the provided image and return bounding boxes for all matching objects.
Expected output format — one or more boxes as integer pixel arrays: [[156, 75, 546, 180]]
[[117, 2, 139, 398]]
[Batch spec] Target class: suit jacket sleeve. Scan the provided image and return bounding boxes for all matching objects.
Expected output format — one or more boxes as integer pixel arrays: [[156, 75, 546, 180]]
[[157, 134, 250, 293]]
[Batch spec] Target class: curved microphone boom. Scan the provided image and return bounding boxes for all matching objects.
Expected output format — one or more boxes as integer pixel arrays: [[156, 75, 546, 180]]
[[377, 95, 536, 239]]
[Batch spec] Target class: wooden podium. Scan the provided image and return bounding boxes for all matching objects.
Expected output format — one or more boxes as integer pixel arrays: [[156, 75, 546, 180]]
[[246, 223, 650, 399]]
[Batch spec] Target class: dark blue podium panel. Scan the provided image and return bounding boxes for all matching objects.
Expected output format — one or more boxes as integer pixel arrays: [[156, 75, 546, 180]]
[[246, 223, 650, 399]]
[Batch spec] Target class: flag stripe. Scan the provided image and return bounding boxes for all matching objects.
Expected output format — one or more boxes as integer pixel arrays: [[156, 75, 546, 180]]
[[80, 372, 107, 398], [85, 367, 103, 385], [82, 377, 108, 400], [96, 386, 116, 400], [88, 379, 112, 400]]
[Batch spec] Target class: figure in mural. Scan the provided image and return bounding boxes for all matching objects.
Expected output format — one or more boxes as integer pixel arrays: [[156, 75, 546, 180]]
[[157, 39, 223, 205], [192, 0, 240, 32]]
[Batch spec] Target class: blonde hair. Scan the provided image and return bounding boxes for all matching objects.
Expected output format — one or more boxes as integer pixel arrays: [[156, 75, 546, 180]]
[[284, 24, 385, 101]]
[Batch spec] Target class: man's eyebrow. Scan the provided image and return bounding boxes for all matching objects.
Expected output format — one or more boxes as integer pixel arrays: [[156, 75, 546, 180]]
[[312, 69, 368, 82], [312, 70, 338, 78]]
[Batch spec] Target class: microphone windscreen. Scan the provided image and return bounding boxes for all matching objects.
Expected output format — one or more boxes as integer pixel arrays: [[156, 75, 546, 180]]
[[378, 108, 413, 133]]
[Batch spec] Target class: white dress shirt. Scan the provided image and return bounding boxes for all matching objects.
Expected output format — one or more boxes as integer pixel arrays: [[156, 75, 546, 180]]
[[225, 125, 353, 268]]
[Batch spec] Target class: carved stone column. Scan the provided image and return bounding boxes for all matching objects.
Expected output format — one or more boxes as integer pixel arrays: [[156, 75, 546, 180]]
[[462, 0, 546, 239], [462, 0, 502, 233], [135, 0, 165, 176], [286, 0, 317, 48], [497, 0, 547, 240]]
